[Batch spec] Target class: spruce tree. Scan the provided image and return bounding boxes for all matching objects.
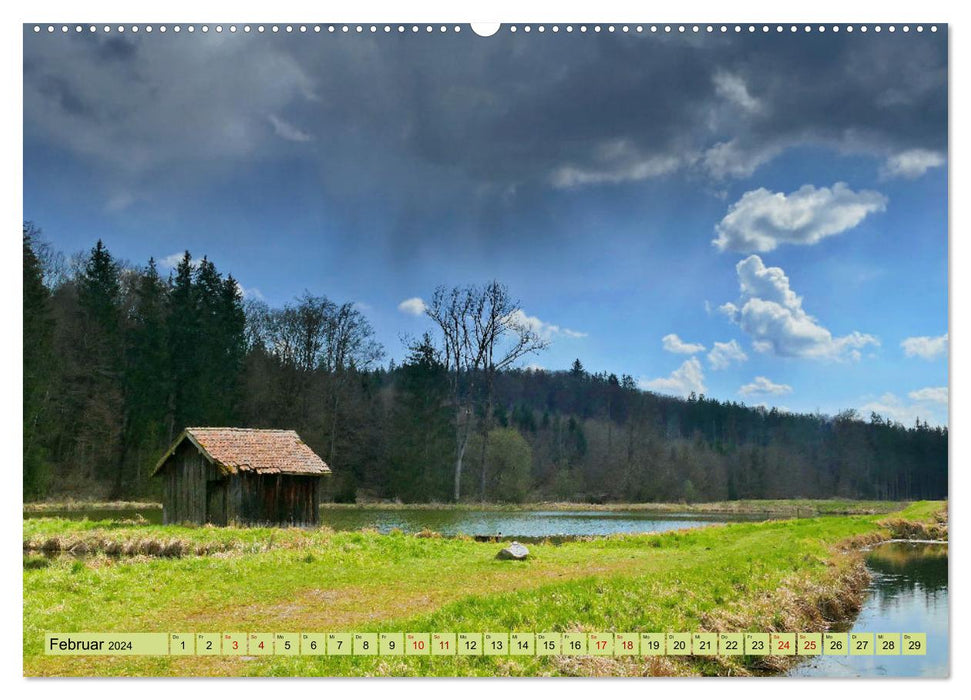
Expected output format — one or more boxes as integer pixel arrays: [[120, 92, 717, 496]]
[[23, 225, 54, 498], [122, 258, 172, 489], [167, 252, 199, 433]]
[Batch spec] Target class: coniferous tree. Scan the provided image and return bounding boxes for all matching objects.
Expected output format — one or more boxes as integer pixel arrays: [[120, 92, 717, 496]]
[[74, 239, 125, 486], [167, 252, 199, 434], [120, 258, 172, 491], [388, 334, 452, 501], [23, 225, 54, 497]]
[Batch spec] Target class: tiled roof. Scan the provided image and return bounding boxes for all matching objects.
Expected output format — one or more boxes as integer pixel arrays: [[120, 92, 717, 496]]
[[154, 428, 331, 476]]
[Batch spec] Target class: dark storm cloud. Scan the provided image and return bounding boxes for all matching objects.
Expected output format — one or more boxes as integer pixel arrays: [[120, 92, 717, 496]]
[[23, 27, 947, 213], [97, 36, 138, 62]]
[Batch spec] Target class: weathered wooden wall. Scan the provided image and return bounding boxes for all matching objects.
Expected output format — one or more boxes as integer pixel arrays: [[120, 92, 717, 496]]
[[235, 474, 320, 526], [161, 441, 223, 525]]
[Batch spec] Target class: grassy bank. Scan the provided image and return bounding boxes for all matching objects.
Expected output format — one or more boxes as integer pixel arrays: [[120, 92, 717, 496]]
[[23, 501, 945, 677], [23, 500, 161, 512], [24, 498, 907, 516]]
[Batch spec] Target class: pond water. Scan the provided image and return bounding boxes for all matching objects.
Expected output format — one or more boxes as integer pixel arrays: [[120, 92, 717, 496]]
[[316, 508, 760, 538], [24, 506, 759, 538], [788, 541, 948, 678]]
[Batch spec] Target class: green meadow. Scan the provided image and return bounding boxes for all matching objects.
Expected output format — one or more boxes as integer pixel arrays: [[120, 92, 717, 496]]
[[23, 501, 945, 677]]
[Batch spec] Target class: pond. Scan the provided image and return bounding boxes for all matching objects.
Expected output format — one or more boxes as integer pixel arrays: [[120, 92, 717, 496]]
[[24, 506, 760, 538], [315, 508, 761, 538], [788, 541, 948, 678]]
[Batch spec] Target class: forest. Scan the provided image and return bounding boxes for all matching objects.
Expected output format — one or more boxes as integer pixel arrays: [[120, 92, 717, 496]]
[[23, 224, 948, 504]]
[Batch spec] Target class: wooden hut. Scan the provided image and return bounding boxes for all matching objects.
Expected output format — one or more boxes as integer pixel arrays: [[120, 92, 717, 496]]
[[152, 427, 331, 526]]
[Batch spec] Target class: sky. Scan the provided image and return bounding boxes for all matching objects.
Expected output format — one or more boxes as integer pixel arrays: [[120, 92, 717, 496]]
[[22, 24, 949, 426]]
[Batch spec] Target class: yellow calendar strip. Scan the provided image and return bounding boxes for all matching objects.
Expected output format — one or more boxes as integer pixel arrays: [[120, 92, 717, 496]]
[[43, 632, 927, 657]]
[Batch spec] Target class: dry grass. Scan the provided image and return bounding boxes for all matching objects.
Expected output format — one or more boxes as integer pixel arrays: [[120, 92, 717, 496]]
[[24, 534, 253, 558], [879, 517, 948, 541]]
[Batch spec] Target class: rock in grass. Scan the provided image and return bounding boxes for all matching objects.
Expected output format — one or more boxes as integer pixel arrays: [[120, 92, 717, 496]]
[[496, 541, 529, 560]]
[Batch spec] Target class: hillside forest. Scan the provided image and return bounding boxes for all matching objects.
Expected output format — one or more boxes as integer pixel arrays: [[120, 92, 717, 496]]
[[23, 225, 948, 504]]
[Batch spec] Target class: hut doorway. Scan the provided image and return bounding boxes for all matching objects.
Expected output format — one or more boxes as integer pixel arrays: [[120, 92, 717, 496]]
[[205, 479, 227, 526]]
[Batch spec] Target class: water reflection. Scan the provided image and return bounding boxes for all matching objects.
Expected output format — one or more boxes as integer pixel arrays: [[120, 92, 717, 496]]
[[789, 541, 948, 678]]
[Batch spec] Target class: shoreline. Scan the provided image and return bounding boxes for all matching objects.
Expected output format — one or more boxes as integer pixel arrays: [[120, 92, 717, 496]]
[[23, 502, 946, 677], [23, 498, 908, 517]]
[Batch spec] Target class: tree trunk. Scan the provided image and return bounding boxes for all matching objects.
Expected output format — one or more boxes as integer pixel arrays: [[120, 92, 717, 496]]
[[478, 397, 493, 502], [453, 405, 473, 501], [328, 376, 343, 466], [111, 413, 131, 500], [478, 428, 489, 502]]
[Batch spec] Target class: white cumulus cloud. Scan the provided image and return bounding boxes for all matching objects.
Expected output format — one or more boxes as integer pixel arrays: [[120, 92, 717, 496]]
[[712, 182, 887, 253], [881, 149, 945, 179], [662, 333, 706, 355], [504, 309, 587, 340], [739, 376, 793, 396], [721, 255, 879, 361], [640, 358, 706, 397], [901, 333, 948, 360], [397, 297, 427, 316], [860, 392, 947, 427], [708, 339, 748, 370], [159, 252, 200, 270], [908, 386, 948, 404]]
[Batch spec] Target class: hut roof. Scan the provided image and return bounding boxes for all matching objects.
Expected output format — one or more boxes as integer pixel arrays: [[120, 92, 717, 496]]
[[152, 427, 331, 477]]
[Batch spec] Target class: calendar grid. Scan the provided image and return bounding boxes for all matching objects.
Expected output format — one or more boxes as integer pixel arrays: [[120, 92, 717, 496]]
[[45, 632, 927, 657]]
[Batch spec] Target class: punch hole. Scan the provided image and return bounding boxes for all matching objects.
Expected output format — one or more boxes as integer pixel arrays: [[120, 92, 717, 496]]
[[470, 23, 500, 37]]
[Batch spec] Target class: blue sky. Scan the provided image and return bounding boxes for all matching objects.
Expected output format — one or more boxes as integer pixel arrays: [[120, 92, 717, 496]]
[[23, 26, 948, 426]]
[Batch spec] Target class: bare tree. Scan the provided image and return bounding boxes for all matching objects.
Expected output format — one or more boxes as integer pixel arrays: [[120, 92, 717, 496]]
[[424, 281, 548, 501]]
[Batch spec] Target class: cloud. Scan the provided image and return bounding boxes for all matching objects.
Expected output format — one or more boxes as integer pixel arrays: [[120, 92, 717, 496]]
[[640, 357, 706, 397], [712, 71, 762, 113], [702, 139, 782, 179], [708, 339, 748, 370], [739, 376, 793, 396], [551, 150, 682, 188], [908, 386, 948, 404], [901, 333, 948, 360], [504, 309, 586, 340], [233, 281, 264, 300], [158, 252, 200, 270], [22, 28, 946, 224], [268, 114, 313, 143], [104, 192, 135, 212], [662, 333, 705, 355], [24, 31, 319, 178], [721, 255, 879, 361], [860, 392, 946, 427], [881, 149, 945, 179], [397, 297, 427, 316], [712, 183, 887, 253]]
